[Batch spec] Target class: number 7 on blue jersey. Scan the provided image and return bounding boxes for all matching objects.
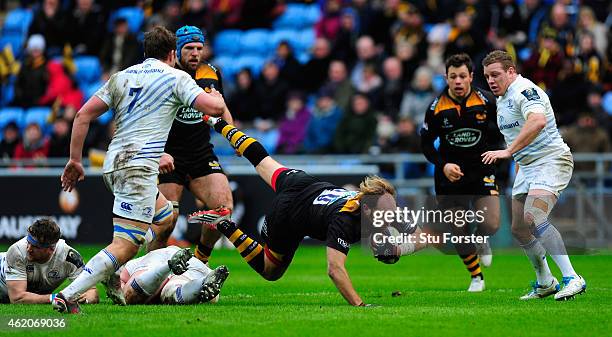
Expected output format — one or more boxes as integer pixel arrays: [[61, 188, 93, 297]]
[[127, 87, 143, 115]]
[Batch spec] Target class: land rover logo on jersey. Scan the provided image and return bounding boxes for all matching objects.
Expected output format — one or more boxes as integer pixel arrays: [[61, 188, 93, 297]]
[[175, 106, 203, 124], [445, 128, 481, 147], [48, 270, 61, 279]]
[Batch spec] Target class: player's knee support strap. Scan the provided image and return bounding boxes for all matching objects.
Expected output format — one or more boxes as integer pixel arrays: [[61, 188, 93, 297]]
[[153, 201, 174, 224], [524, 196, 554, 227], [114, 222, 148, 246], [171, 201, 180, 214]]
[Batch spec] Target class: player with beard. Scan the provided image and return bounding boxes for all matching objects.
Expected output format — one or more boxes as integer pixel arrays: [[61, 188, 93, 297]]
[[157, 26, 235, 260]]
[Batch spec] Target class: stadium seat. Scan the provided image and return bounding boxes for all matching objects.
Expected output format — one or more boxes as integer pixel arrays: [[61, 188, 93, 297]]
[[235, 55, 265, 77], [0, 107, 24, 130], [74, 56, 102, 85], [0, 34, 25, 59], [270, 29, 301, 51], [603, 91, 612, 116], [108, 7, 144, 34], [273, 3, 309, 29], [213, 30, 243, 56], [304, 4, 322, 26], [2, 8, 33, 35], [240, 29, 271, 56], [0, 77, 16, 107], [213, 56, 238, 81], [24, 107, 51, 130], [81, 81, 104, 100], [97, 110, 114, 125], [298, 28, 316, 53], [296, 52, 310, 64]]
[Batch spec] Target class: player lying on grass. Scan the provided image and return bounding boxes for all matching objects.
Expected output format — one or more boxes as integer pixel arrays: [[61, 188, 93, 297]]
[[103, 246, 228, 305], [188, 116, 426, 306], [0, 218, 98, 304]]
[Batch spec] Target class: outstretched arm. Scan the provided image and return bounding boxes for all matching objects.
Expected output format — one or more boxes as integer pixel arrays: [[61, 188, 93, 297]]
[[326, 247, 363, 306], [192, 88, 226, 117], [7, 280, 56, 304]]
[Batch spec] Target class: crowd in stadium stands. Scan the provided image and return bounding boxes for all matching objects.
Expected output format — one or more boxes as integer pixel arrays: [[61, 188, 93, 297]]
[[0, 0, 611, 172]]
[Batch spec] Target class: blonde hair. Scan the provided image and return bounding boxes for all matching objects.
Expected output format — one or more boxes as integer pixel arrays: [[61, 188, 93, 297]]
[[359, 175, 396, 197], [482, 50, 516, 71]]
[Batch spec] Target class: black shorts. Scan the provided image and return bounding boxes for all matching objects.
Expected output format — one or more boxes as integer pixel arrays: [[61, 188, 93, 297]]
[[261, 169, 317, 261], [158, 149, 224, 187], [435, 166, 498, 210]]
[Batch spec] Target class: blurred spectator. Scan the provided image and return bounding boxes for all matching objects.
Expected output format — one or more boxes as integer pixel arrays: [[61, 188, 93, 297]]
[[399, 66, 436, 125], [13, 35, 49, 108], [48, 117, 71, 158], [276, 92, 310, 154], [425, 24, 449, 74], [379, 56, 406, 118], [330, 8, 359, 66], [69, 0, 106, 56], [573, 32, 604, 85], [394, 41, 419, 86], [385, 116, 421, 153], [0, 122, 20, 160], [315, 0, 342, 41], [350, 36, 381, 89], [492, 0, 523, 39], [272, 41, 301, 85], [208, 0, 244, 31], [562, 112, 610, 171], [522, 28, 563, 91], [351, 0, 376, 36], [333, 93, 378, 154], [367, 0, 399, 52], [239, 0, 280, 30], [374, 115, 396, 152], [577, 6, 607, 57], [355, 63, 383, 104], [458, 0, 492, 36], [28, 0, 69, 57], [585, 85, 610, 134], [519, 0, 549, 45], [323, 60, 354, 113], [303, 87, 342, 154], [147, 0, 182, 33], [13, 123, 49, 160], [100, 17, 140, 79], [256, 61, 289, 121], [445, 9, 486, 60], [551, 58, 589, 126], [539, 2, 576, 57], [38, 61, 84, 109], [391, 3, 427, 63], [183, 0, 209, 30], [229, 68, 260, 123], [301, 38, 332, 93], [414, 0, 456, 24]]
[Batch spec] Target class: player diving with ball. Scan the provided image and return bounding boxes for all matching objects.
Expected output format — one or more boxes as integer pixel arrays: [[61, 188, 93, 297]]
[[188, 115, 427, 306]]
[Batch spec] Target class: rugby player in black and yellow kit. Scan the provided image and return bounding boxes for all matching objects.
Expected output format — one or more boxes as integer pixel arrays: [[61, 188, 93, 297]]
[[420, 54, 502, 292], [188, 115, 426, 306], [156, 26, 234, 259]]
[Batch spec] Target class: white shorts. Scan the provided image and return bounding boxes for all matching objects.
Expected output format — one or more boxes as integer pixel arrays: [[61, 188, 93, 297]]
[[103, 166, 158, 223], [124, 246, 180, 275], [160, 261, 211, 304], [513, 152, 573, 197]]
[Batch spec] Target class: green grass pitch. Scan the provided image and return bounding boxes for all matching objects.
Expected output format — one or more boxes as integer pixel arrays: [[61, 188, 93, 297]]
[[0, 245, 610, 337]]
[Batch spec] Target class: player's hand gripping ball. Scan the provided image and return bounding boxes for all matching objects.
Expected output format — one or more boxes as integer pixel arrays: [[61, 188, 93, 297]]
[[371, 225, 401, 264]]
